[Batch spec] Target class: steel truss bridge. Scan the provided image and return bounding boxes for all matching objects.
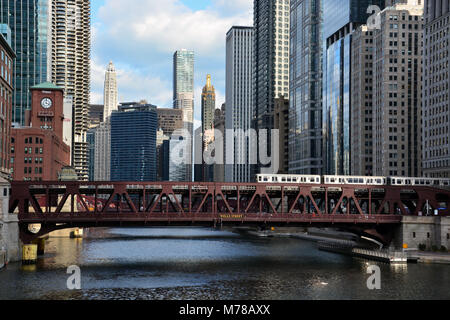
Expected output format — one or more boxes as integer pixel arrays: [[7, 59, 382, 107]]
[[9, 181, 450, 243]]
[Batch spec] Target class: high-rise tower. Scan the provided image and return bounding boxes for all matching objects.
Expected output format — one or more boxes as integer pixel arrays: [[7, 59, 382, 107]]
[[289, 0, 322, 175], [103, 61, 118, 122], [253, 0, 290, 178], [0, 0, 51, 125], [51, 0, 91, 181], [173, 49, 194, 182], [422, 0, 450, 178], [225, 26, 254, 182]]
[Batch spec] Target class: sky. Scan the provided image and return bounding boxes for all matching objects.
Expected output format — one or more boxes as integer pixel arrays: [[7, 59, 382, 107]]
[[90, 0, 253, 129]]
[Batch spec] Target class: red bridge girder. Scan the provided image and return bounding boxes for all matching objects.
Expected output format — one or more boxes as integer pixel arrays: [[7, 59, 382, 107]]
[[8, 181, 450, 242], [10, 182, 450, 219]]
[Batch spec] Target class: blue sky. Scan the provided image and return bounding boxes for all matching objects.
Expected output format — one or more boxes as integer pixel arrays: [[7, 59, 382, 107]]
[[90, 0, 252, 129]]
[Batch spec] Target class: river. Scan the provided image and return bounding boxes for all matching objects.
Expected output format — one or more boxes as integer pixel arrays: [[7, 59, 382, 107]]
[[0, 227, 448, 300]]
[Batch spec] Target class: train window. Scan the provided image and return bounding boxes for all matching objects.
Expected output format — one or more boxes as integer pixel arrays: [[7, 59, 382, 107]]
[[282, 178, 286, 182], [359, 179, 363, 184]]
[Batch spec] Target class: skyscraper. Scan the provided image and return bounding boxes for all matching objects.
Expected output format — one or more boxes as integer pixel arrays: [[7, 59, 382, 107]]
[[225, 26, 254, 182], [51, 0, 91, 181], [201, 74, 215, 134], [0, 0, 51, 125], [103, 61, 118, 122], [110, 103, 157, 182], [289, 0, 323, 175], [253, 0, 290, 177], [372, 1, 423, 177], [422, 0, 450, 178], [351, 25, 375, 176], [322, 0, 385, 175], [199, 74, 216, 182], [173, 49, 194, 181]]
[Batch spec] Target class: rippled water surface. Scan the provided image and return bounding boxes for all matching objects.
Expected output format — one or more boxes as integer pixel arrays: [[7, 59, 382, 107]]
[[0, 227, 449, 300]]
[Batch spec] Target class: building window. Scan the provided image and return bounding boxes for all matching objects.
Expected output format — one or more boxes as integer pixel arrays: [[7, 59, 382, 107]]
[[412, 232, 416, 238], [427, 232, 430, 239], [39, 148, 43, 154]]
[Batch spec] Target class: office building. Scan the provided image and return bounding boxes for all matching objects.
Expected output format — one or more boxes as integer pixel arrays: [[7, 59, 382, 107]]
[[50, 0, 91, 181], [0, 31, 13, 178], [350, 25, 375, 176], [289, 0, 322, 175], [422, 0, 450, 178], [253, 0, 290, 176], [156, 108, 183, 137], [322, 0, 385, 175], [0, 0, 51, 125], [11, 82, 70, 181], [274, 97, 289, 173], [173, 49, 194, 181], [213, 104, 226, 182], [110, 103, 157, 182], [225, 26, 254, 182], [88, 104, 104, 129], [372, 1, 423, 176]]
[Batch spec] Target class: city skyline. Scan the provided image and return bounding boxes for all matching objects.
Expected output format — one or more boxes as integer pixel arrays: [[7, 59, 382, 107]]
[[90, 0, 253, 130]]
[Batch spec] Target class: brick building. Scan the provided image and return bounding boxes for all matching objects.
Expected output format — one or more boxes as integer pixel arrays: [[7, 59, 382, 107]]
[[11, 82, 70, 181], [0, 32, 14, 179]]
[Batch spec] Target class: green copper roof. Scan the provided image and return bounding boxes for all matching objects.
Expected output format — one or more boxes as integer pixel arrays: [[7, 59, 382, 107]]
[[31, 82, 63, 91]]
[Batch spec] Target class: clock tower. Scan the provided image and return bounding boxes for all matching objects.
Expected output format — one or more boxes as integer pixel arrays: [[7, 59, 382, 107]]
[[29, 82, 64, 138]]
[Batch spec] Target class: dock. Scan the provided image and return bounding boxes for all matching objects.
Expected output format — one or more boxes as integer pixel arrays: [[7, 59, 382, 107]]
[[318, 242, 408, 264]]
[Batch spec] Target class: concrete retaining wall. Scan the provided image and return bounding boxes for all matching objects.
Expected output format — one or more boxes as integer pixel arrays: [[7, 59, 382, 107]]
[[394, 216, 450, 250]]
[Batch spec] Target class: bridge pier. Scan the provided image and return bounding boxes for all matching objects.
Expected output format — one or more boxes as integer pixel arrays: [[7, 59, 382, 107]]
[[393, 216, 450, 250], [0, 178, 21, 264]]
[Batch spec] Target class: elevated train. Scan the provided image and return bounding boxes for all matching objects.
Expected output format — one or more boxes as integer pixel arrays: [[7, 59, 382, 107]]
[[256, 174, 450, 188]]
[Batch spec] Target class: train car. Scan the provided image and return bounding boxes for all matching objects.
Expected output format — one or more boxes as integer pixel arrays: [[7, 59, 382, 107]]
[[256, 174, 321, 184], [323, 175, 387, 185], [388, 177, 450, 187]]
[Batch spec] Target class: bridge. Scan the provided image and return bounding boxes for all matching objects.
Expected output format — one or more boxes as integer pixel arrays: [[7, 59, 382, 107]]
[[8, 181, 450, 243]]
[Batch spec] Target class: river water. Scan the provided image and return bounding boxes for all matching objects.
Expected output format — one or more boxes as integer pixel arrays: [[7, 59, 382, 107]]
[[0, 227, 448, 300]]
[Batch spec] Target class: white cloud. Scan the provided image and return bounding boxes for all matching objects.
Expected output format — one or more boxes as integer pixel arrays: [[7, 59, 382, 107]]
[[97, 0, 251, 55], [91, 0, 252, 116], [90, 58, 172, 107]]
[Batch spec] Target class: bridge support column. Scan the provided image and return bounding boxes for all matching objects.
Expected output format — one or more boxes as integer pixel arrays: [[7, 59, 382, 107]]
[[393, 216, 450, 250], [0, 178, 21, 264]]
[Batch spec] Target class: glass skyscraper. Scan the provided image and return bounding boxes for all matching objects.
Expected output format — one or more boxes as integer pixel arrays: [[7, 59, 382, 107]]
[[289, 0, 323, 175], [173, 49, 194, 182], [322, 0, 385, 175], [0, 0, 51, 125], [110, 103, 158, 182]]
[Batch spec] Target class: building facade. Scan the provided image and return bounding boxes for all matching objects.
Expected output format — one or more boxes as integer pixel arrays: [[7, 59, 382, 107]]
[[173, 49, 194, 182], [350, 25, 375, 176], [274, 96, 290, 173], [372, 1, 423, 177], [213, 104, 226, 182], [103, 61, 118, 122], [110, 103, 157, 182], [0, 0, 51, 125], [225, 26, 254, 182], [11, 82, 70, 181], [422, 0, 450, 178], [50, 0, 91, 181], [88, 104, 104, 129], [0, 32, 13, 179], [289, 0, 323, 175], [253, 0, 290, 177], [322, 0, 385, 175]]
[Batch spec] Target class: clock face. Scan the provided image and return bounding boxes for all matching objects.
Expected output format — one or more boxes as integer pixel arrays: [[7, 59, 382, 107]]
[[41, 98, 52, 109]]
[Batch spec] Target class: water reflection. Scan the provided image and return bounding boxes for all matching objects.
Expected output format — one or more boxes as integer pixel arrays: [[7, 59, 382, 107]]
[[0, 227, 448, 300]]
